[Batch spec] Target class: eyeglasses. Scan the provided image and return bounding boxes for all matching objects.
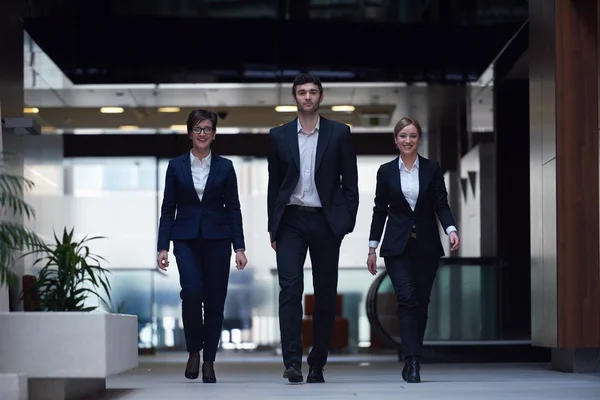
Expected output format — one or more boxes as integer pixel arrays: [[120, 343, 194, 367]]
[[191, 126, 214, 134]]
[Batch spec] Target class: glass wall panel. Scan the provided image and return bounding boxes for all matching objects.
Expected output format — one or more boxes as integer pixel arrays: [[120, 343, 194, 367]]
[[61, 157, 158, 270], [24, 151, 482, 351], [97, 268, 164, 348]]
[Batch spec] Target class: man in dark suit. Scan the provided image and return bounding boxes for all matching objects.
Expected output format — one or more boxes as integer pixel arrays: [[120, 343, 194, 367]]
[[267, 74, 359, 383]]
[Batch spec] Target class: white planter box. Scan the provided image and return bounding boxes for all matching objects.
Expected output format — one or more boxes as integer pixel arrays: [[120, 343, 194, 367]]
[[0, 373, 28, 400], [0, 312, 138, 399], [0, 284, 9, 312]]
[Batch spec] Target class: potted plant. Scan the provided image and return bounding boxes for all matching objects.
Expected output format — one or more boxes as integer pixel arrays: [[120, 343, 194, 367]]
[[21, 227, 112, 311], [0, 227, 139, 395]]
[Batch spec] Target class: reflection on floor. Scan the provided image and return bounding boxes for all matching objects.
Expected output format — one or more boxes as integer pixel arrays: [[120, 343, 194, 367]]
[[97, 352, 600, 400]]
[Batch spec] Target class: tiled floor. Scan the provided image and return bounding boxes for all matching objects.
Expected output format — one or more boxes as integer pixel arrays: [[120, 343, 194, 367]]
[[96, 352, 600, 400]]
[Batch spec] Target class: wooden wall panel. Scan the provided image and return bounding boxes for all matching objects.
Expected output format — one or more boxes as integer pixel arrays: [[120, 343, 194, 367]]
[[555, 0, 600, 348], [531, 0, 600, 348]]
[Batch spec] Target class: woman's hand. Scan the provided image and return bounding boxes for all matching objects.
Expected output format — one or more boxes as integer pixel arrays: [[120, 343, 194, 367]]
[[449, 231, 460, 251], [366, 250, 378, 275], [235, 250, 248, 270], [157, 250, 169, 271]]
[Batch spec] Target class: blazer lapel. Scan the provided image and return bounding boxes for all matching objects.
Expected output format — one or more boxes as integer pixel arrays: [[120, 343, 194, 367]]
[[286, 120, 301, 171], [391, 157, 413, 213], [204, 153, 220, 194], [414, 155, 428, 212], [181, 153, 194, 190], [315, 116, 332, 172]]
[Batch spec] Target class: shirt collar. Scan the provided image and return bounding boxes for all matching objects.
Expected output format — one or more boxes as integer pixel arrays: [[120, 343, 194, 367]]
[[297, 116, 320, 134], [399, 155, 419, 171], [190, 150, 211, 166]]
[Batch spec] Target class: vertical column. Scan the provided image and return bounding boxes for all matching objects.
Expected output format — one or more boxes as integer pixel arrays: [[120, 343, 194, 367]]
[[530, 0, 600, 371], [494, 82, 530, 257], [0, 0, 24, 312], [555, 0, 600, 349], [426, 84, 472, 340], [494, 73, 531, 338], [0, 0, 24, 118], [426, 84, 468, 172], [426, 83, 467, 258]]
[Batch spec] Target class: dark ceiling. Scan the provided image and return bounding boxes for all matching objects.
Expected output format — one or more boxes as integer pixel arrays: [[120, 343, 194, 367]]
[[22, 0, 528, 85]]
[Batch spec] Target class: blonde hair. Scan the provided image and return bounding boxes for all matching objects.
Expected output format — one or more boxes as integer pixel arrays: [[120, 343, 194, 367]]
[[393, 117, 422, 138]]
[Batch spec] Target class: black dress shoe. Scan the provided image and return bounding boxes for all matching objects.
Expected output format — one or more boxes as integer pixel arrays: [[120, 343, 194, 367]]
[[184, 352, 200, 380], [306, 365, 325, 383], [202, 362, 217, 383], [406, 357, 421, 383], [282, 364, 303, 383], [402, 361, 408, 382]]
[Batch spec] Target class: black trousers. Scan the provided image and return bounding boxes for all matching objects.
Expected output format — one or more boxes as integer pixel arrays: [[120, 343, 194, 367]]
[[384, 238, 439, 359], [173, 236, 231, 361], [276, 206, 340, 368]]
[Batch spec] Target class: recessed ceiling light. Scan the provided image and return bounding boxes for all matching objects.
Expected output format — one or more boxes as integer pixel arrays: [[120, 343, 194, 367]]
[[169, 125, 187, 131], [24, 107, 39, 113], [275, 105, 298, 112], [158, 107, 181, 113], [331, 105, 355, 112], [100, 107, 124, 113], [119, 125, 139, 130]]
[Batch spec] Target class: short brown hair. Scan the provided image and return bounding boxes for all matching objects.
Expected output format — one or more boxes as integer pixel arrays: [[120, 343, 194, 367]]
[[186, 108, 218, 136], [292, 74, 323, 95], [393, 117, 422, 138]]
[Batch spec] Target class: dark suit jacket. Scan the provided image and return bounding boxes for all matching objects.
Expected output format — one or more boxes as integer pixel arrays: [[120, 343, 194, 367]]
[[157, 152, 245, 252], [369, 155, 456, 258], [267, 116, 359, 241]]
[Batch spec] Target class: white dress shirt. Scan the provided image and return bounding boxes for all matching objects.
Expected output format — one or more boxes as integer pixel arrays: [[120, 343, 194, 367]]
[[368, 157, 456, 249], [288, 117, 322, 207], [190, 151, 211, 201]]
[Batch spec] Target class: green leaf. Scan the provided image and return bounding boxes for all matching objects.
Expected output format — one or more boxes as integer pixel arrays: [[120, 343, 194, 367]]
[[0, 164, 43, 286], [20, 227, 111, 311]]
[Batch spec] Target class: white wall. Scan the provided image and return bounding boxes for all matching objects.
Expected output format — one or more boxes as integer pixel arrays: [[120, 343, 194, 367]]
[[457, 143, 496, 258], [458, 146, 482, 257]]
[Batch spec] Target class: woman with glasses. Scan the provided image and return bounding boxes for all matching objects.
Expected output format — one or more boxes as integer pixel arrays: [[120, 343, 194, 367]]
[[157, 108, 248, 383]]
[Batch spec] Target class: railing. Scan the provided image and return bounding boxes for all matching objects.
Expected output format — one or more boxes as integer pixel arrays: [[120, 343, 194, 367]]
[[28, 257, 529, 352], [366, 257, 528, 350]]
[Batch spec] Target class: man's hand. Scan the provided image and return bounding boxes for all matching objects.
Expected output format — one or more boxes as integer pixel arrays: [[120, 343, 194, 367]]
[[235, 250, 248, 270], [157, 250, 169, 270], [449, 231, 460, 251], [366, 252, 378, 276], [271, 241, 276, 251]]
